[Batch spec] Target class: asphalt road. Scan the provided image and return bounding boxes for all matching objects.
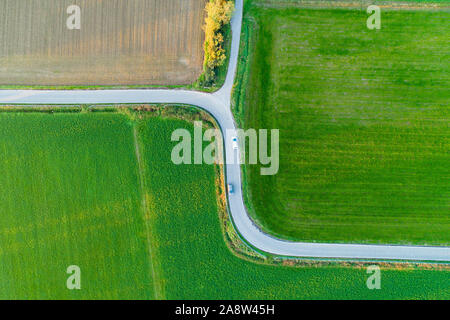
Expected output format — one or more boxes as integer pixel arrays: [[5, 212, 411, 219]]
[[0, 0, 449, 262]]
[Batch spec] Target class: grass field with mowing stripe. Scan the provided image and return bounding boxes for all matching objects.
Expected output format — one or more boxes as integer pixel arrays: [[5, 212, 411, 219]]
[[233, 3, 450, 245]]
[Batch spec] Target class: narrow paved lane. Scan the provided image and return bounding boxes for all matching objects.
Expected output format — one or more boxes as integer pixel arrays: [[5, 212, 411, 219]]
[[0, 0, 449, 262]]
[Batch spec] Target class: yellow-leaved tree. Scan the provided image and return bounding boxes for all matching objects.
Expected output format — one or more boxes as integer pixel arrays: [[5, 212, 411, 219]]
[[202, 0, 234, 84]]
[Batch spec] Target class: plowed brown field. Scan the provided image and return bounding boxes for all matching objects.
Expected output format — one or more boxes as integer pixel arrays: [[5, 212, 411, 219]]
[[0, 0, 205, 86]]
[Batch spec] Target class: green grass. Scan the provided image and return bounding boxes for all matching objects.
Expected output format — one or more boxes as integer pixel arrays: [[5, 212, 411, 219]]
[[252, 0, 450, 5], [234, 4, 450, 245], [0, 112, 154, 299], [0, 111, 448, 299]]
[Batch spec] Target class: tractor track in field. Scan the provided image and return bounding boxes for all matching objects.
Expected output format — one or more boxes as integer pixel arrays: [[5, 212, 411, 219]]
[[133, 126, 164, 299]]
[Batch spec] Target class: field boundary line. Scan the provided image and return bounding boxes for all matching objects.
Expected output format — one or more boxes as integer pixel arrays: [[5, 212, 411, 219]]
[[133, 126, 165, 299]]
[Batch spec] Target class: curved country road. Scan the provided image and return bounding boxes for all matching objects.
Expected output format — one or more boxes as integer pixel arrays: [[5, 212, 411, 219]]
[[0, 0, 449, 262]]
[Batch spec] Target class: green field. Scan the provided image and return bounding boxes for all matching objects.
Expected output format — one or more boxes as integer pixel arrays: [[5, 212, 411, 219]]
[[0, 112, 153, 299], [233, 2, 450, 245], [0, 111, 448, 299]]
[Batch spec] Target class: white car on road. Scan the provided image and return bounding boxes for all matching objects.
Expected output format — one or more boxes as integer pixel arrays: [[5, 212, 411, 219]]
[[232, 136, 239, 150]]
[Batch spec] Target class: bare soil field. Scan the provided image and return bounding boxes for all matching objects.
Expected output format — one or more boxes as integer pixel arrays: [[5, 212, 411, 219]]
[[0, 0, 206, 86]]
